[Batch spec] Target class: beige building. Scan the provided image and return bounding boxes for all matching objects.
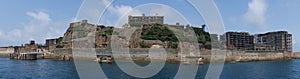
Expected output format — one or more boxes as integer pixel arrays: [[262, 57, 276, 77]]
[[128, 13, 164, 25]]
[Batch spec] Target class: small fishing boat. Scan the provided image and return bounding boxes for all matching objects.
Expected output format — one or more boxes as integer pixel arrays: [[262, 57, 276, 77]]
[[197, 57, 204, 65], [95, 57, 112, 64]]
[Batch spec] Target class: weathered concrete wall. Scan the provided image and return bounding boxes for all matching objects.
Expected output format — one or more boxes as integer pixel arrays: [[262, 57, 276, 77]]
[[292, 52, 300, 58], [239, 52, 284, 61], [52, 48, 180, 61], [52, 48, 292, 62], [225, 51, 291, 62], [188, 50, 290, 62], [0, 47, 14, 54], [53, 48, 73, 56], [53, 48, 178, 57], [0, 47, 14, 56]]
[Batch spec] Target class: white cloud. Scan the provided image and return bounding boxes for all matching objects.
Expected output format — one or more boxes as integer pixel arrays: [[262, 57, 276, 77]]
[[149, 5, 188, 25], [109, 5, 135, 17], [0, 11, 70, 46], [108, 5, 142, 26], [70, 17, 80, 23], [0, 30, 3, 38], [98, 0, 142, 26], [8, 29, 22, 38], [5, 29, 22, 42], [101, 0, 141, 17], [244, 0, 268, 29], [0, 30, 2, 36], [100, 2, 188, 27], [26, 11, 51, 23]]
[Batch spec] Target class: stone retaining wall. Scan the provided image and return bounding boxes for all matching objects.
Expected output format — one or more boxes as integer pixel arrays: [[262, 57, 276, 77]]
[[53, 48, 179, 58], [52, 48, 293, 62], [0, 47, 14, 54], [292, 52, 300, 58]]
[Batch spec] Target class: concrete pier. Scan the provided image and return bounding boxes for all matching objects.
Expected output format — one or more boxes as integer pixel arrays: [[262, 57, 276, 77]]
[[10, 52, 44, 60]]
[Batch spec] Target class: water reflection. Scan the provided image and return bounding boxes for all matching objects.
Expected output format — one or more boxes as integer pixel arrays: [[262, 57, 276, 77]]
[[1, 56, 300, 79]]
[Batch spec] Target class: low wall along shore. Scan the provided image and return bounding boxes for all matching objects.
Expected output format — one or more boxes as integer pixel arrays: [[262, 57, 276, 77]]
[[0, 47, 14, 56], [292, 52, 300, 58], [1, 47, 298, 62], [53, 48, 180, 62], [51, 48, 298, 63]]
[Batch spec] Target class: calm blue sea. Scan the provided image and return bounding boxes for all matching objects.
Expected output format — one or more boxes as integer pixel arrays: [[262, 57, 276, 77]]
[[1, 56, 300, 79]]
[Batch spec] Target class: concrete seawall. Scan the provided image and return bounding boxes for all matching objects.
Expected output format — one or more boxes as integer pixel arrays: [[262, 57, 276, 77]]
[[51, 48, 297, 63], [238, 52, 285, 62], [2, 47, 297, 63], [0, 47, 14, 56], [292, 52, 300, 58], [53, 48, 180, 61], [0, 47, 296, 63], [225, 51, 293, 62]]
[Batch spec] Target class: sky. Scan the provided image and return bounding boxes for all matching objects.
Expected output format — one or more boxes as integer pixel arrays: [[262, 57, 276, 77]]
[[0, 0, 299, 52]]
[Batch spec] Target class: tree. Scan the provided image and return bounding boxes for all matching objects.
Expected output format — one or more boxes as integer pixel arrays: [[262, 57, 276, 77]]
[[141, 24, 178, 42]]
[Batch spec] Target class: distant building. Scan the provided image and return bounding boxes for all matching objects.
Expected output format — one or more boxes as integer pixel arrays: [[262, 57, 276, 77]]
[[221, 31, 293, 52], [17, 40, 40, 53], [254, 31, 292, 52], [29, 40, 35, 45], [46, 39, 59, 47], [220, 32, 254, 50], [167, 22, 184, 30], [45, 38, 60, 52], [128, 13, 164, 24]]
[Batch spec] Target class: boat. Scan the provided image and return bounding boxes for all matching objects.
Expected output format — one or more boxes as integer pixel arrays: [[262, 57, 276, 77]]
[[197, 57, 204, 65], [95, 57, 112, 64]]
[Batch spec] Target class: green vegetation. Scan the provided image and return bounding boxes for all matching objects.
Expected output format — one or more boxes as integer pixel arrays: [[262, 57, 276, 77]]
[[96, 26, 116, 37], [140, 24, 215, 49], [168, 42, 178, 48], [64, 23, 216, 49], [140, 41, 151, 48], [189, 26, 211, 43], [141, 24, 178, 42]]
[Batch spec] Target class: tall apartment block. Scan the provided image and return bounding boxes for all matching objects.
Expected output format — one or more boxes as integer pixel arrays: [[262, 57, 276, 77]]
[[221, 31, 292, 52], [128, 13, 164, 24], [254, 31, 292, 52], [220, 32, 254, 50]]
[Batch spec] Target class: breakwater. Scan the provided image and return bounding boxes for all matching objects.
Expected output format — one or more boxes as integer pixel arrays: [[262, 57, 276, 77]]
[[51, 48, 299, 63], [53, 48, 180, 62], [1, 47, 299, 63], [0, 47, 14, 56]]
